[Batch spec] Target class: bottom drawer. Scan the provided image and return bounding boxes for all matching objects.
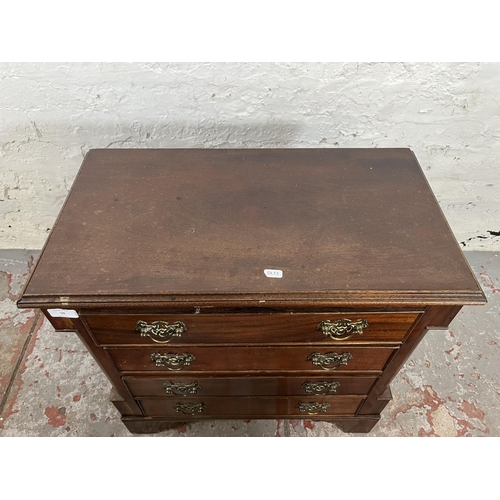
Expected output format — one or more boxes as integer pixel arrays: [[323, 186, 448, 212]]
[[139, 396, 364, 418], [125, 375, 377, 397]]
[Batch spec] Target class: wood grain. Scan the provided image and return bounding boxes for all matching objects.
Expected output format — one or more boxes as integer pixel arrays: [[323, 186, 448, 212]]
[[108, 346, 395, 373], [124, 375, 377, 397], [19, 148, 485, 308], [84, 311, 421, 345], [140, 395, 364, 417]]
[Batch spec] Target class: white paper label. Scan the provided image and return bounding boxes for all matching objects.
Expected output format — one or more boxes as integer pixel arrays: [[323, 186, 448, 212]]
[[47, 308, 79, 318], [264, 269, 283, 278]]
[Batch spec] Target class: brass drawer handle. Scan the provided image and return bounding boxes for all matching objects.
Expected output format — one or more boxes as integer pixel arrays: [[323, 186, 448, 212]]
[[307, 352, 353, 370], [174, 402, 207, 415], [163, 381, 202, 396], [150, 352, 196, 370], [296, 402, 330, 415], [301, 381, 340, 395], [136, 320, 187, 343], [317, 318, 368, 341]]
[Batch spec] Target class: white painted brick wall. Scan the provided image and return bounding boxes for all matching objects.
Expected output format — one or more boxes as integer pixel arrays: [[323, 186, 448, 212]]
[[1, 62, 499, 249]]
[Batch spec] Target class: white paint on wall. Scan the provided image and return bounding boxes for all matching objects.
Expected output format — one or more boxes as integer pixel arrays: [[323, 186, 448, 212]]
[[1, 62, 499, 250]]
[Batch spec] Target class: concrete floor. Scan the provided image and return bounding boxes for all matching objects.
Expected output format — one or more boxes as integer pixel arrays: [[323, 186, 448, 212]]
[[0, 250, 498, 437]]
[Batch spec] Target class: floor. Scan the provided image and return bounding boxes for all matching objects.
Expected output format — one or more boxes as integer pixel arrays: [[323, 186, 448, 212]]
[[0, 250, 498, 437]]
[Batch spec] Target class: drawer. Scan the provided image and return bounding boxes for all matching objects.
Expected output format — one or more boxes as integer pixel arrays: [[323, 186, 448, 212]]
[[139, 396, 365, 418], [109, 346, 395, 373], [84, 311, 421, 345], [124, 375, 377, 397]]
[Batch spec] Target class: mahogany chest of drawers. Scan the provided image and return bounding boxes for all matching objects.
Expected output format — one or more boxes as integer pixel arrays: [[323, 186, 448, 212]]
[[17, 148, 486, 433]]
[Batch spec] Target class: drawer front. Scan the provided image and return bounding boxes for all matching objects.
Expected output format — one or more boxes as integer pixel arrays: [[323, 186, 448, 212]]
[[85, 311, 421, 345], [140, 396, 364, 418], [124, 375, 377, 397], [109, 346, 394, 373]]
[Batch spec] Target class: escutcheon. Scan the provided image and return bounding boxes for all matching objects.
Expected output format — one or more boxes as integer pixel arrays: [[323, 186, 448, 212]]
[[296, 402, 330, 414], [174, 402, 207, 415], [301, 380, 340, 395], [135, 320, 187, 343], [163, 381, 202, 396], [317, 318, 368, 341], [150, 352, 196, 370], [307, 352, 353, 370]]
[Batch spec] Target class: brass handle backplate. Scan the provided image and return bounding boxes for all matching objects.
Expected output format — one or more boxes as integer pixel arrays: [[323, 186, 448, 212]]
[[301, 381, 340, 395], [307, 352, 353, 370], [174, 402, 207, 415], [296, 402, 330, 415], [317, 318, 368, 341], [150, 352, 196, 370], [136, 320, 187, 343], [163, 381, 202, 396]]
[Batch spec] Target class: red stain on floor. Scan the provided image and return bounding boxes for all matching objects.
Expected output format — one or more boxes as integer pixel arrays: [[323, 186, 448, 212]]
[[89, 413, 98, 421], [44, 406, 66, 427], [176, 424, 187, 433], [385, 386, 444, 437], [417, 386, 450, 436], [385, 384, 492, 437], [2, 271, 13, 298], [276, 418, 282, 436], [455, 418, 475, 436], [0, 407, 19, 429], [73, 394, 81, 402], [458, 400, 485, 421], [0, 373, 11, 394], [480, 270, 500, 293], [303, 419, 315, 431]]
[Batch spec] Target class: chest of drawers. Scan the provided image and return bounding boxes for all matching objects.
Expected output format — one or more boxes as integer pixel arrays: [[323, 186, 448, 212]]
[[17, 148, 486, 433]]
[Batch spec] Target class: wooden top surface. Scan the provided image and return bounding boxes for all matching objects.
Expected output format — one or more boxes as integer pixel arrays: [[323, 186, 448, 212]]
[[19, 148, 486, 307]]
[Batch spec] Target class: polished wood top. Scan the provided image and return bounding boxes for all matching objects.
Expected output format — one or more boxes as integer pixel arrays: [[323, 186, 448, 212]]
[[19, 148, 486, 307]]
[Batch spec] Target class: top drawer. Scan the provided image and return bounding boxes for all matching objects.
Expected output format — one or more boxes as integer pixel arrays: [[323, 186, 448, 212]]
[[83, 311, 422, 346]]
